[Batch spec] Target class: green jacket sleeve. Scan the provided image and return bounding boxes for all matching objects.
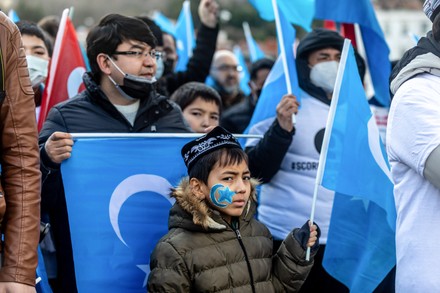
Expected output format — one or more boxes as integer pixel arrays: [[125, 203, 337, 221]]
[[147, 241, 191, 292], [272, 230, 317, 292]]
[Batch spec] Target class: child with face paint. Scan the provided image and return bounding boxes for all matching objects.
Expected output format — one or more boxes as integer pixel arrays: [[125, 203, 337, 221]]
[[148, 126, 320, 292]]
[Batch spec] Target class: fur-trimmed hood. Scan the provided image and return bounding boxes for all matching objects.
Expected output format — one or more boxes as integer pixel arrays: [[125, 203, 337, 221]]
[[168, 177, 260, 232]]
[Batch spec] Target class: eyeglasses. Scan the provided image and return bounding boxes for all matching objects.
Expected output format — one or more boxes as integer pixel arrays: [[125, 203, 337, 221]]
[[214, 64, 243, 73], [112, 50, 162, 60]]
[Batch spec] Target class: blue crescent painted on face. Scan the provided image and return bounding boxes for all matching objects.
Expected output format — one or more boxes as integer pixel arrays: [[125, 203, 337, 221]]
[[209, 184, 236, 208]]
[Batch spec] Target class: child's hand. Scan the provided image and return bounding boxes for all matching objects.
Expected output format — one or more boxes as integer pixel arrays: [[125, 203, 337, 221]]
[[293, 220, 320, 251], [307, 223, 318, 248]]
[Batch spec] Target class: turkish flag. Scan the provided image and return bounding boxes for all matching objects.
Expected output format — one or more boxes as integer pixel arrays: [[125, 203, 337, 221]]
[[38, 9, 86, 131]]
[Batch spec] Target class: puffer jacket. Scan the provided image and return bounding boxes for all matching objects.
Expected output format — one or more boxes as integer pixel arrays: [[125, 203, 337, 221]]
[[148, 178, 316, 292], [0, 11, 41, 285]]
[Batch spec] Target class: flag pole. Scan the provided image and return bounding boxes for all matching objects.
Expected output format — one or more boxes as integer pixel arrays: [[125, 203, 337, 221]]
[[306, 39, 351, 260], [70, 133, 264, 139], [38, 8, 69, 130], [271, 0, 296, 125], [43, 8, 69, 105], [183, 1, 192, 58]]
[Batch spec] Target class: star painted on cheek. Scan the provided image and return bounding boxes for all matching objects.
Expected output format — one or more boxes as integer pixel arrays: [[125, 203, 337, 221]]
[[210, 184, 236, 208], [217, 186, 235, 204]]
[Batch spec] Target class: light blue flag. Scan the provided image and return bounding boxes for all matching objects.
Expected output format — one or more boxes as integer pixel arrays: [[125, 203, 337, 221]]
[[233, 45, 251, 96], [248, 0, 314, 32], [315, 0, 391, 107], [36, 246, 53, 293], [8, 9, 20, 23], [61, 136, 193, 292], [152, 11, 176, 37], [320, 40, 396, 292], [245, 5, 300, 133], [174, 0, 195, 72], [243, 22, 265, 63]]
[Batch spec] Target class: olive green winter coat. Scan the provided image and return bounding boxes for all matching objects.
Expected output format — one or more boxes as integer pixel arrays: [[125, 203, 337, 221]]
[[147, 178, 317, 292]]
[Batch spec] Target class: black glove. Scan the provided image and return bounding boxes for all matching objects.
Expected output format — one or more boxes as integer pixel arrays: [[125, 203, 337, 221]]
[[293, 221, 321, 252]]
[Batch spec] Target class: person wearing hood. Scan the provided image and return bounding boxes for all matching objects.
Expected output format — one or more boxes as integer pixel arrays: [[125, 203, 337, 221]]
[[147, 126, 320, 292], [244, 28, 366, 292], [388, 0, 440, 291], [38, 14, 190, 292]]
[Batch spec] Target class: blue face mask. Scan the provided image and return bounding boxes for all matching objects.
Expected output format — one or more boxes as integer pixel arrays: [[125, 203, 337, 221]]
[[107, 56, 157, 101]]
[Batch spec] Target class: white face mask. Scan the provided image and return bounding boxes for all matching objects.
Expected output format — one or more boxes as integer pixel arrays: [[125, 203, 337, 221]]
[[310, 60, 339, 94], [26, 55, 49, 87]]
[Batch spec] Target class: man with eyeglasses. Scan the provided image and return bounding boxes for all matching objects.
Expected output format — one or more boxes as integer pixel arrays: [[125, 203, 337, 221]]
[[38, 14, 190, 293], [209, 50, 246, 110]]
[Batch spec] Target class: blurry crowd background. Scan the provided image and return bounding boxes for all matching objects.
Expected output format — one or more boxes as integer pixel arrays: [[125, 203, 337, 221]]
[[3, 0, 427, 60]]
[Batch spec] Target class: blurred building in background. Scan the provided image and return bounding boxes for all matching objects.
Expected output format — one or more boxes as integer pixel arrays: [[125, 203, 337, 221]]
[[376, 9, 430, 61]]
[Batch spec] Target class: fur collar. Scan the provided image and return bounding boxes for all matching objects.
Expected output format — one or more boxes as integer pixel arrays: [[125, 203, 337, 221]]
[[170, 177, 260, 231]]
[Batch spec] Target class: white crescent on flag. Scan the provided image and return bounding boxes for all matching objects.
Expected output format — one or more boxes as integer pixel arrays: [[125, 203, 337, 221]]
[[109, 174, 174, 246], [67, 67, 86, 98]]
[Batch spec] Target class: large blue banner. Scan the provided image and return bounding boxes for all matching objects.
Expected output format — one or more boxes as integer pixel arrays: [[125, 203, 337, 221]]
[[61, 137, 192, 292]]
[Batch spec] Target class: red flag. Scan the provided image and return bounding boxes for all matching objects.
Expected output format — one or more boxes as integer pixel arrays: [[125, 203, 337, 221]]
[[323, 20, 358, 49], [38, 9, 86, 131], [341, 23, 357, 48], [323, 20, 337, 31]]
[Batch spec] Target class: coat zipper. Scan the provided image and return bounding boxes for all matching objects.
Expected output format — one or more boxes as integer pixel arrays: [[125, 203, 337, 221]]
[[232, 224, 256, 293]]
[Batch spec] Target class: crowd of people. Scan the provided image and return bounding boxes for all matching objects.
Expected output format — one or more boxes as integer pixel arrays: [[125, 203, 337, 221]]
[[2, 0, 440, 291]]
